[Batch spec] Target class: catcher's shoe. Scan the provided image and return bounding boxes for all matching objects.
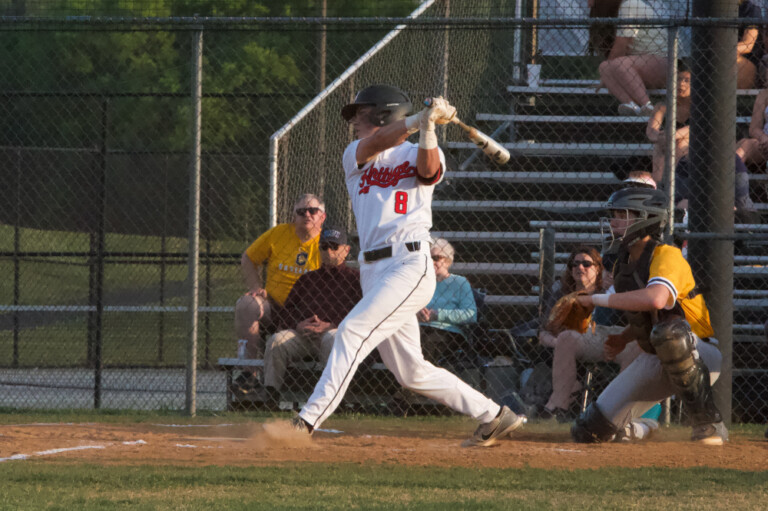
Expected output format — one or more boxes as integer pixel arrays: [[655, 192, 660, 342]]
[[462, 406, 524, 448], [615, 418, 659, 443], [290, 416, 314, 436], [691, 421, 728, 446]]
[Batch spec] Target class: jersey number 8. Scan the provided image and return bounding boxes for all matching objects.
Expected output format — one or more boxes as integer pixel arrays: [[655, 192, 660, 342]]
[[394, 191, 408, 214]]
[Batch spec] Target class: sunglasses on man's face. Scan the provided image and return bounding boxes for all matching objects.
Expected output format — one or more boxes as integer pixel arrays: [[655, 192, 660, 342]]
[[431, 255, 446, 262], [295, 207, 322, 216], [320, 242, 340, 251], [569, 260, 595, 269]]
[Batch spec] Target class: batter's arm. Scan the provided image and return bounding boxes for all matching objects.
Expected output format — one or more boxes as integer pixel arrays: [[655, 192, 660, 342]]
[[416, 146, 442, 182], [355, 120, 412, 165]]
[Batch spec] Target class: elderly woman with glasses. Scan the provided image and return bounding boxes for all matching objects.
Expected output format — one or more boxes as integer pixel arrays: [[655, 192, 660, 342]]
[[416, 238, 478, 366], [536, 246, 643, 421]]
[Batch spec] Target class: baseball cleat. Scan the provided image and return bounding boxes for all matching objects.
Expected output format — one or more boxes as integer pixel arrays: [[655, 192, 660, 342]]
[[290, 416, 314, 436], [462, 406, 524, 448], [691, 421, 728, 445]]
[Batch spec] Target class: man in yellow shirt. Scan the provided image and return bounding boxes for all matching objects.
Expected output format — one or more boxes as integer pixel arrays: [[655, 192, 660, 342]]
[[234, 194, 325, 391], [573, 187, 727, 445]]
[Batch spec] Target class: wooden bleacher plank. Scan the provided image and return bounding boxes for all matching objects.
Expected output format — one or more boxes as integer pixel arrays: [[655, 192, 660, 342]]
[[529, 220, 768, 232], [451, 262, 566, 276], [478, 113, 753, 124], [431, 230, 604, 243], [434, 200, 605, 210], [507, 85, 761, 96], [447, 171, 620, 184], [445, 141, 652, 155]]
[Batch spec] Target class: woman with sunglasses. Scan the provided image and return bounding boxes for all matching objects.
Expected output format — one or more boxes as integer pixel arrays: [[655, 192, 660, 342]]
[[538, 246, 643, 421], [416, 238, 477, 366]]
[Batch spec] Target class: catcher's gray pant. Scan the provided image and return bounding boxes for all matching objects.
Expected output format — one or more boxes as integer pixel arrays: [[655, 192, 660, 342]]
[[299, 245, 500, 428], [596, 334, 721, 428], [263, 328, 336, 391]]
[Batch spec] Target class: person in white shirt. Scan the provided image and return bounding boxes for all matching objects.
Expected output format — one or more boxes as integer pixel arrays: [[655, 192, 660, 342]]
[[589, 0, 668, 116]]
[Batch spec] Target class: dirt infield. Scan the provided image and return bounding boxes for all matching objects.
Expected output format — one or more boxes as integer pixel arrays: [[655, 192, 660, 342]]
[[2, 420, 767, 470]]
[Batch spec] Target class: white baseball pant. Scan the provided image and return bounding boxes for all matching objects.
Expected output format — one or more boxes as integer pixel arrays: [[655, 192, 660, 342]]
[[299, 244, 500, 428]]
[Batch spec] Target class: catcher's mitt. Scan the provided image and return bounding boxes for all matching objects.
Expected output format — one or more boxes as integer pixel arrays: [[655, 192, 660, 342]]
[[544, 291, 595, 335]]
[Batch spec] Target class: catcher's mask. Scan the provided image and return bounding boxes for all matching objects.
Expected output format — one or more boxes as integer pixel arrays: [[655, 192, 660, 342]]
[[601, 187, 669, 254], [341, 84, 412, 126]]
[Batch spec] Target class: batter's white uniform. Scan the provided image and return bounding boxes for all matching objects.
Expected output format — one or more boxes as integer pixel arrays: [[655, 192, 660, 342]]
[[299, 139, 501, 428]]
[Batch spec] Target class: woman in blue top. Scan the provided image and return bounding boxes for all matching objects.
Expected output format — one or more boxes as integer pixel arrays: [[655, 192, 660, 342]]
[[417, 238, 477, 366]]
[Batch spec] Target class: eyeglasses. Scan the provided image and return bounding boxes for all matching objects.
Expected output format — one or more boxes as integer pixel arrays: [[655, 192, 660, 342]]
[[295, 207, 322, 216], [569, 260, 595, 269], [431, 255, 446, 262], [320, 242, 340, 251]]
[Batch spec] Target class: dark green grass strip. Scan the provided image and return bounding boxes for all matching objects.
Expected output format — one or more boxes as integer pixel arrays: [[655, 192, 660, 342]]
[[2, 463, 767, 511]]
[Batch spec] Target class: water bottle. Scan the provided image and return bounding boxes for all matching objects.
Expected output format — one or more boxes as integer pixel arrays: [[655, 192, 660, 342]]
[[237, 339, 248, 359]]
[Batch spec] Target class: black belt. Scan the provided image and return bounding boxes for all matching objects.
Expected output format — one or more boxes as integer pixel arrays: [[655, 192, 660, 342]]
[[363, 242, 421, 263]]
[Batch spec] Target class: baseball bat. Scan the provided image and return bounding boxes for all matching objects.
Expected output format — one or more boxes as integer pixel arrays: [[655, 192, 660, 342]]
[[424, 98, 510, 165]]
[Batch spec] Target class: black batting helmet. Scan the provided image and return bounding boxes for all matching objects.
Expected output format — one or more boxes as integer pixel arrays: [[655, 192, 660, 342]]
[[602, 187, 669, 253], [341, 84, 412, 126]]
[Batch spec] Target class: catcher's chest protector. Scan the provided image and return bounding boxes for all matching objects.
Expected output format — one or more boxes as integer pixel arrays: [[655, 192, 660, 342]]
[[613, 240, 688, 353]]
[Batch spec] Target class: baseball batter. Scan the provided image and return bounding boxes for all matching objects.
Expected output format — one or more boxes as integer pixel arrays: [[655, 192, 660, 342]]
[[289, 84, 524, 447], [571, 187, 727, 445]]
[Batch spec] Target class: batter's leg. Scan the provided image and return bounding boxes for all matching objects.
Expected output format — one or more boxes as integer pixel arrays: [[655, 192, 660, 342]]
[[298, 253, 435, 429], [377, 315, 500, 424]]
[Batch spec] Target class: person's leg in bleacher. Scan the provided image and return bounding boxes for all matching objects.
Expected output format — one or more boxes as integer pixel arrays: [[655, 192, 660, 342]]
[[542, 325, 624, 420], [600, 55, 666, 116], [264, 329, 312, 410]]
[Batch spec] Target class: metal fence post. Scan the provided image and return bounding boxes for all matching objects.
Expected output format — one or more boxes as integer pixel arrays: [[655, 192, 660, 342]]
[[13, 148, 21, 368], [538, 227, 555, 324], [87, 98, 109, 409], [690, 0, 736, 424], [663, 28, 678, 243], [186, 29, 203, 416]]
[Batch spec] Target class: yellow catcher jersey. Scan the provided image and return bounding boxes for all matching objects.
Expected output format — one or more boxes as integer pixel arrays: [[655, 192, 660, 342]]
[[647, 244, 714, 339], [244, 223, 321, 306]]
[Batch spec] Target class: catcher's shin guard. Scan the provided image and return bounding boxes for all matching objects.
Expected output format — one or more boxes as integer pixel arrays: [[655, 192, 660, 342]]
[[650, 318, 723, 426], [571, 403, 618, 443]]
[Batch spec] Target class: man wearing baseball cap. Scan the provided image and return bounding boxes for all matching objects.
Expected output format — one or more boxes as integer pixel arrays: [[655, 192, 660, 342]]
[[260, 224, 362, 410]]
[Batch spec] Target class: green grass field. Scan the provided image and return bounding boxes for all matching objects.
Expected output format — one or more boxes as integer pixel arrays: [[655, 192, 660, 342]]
[[3, 463, 767, 511]]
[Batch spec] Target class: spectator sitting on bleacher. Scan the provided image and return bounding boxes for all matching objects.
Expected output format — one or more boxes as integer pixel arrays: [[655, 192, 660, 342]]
[[417, 238, 477, 366], [261, 225, 362, 410], [646, 61, 690, 185], [737, 0, 765, 90], [537, 247, 623, 420], [588, 0, 667, 116], [736, 86, 768, 168], [675, 155, 760, 224], [539, 258, 646, 420], [233, 193, 325, 394]]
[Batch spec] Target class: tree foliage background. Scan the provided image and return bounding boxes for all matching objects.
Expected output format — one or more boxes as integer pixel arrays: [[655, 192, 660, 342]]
[[0, 0, 419, 240]]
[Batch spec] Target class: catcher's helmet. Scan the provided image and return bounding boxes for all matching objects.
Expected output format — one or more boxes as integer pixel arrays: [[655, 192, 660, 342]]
[[341, 84, 412, 126], [602, 187, 669, 253]]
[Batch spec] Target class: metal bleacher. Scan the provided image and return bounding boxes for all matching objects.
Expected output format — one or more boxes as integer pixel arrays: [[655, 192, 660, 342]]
[[436, 76, 768, 337]]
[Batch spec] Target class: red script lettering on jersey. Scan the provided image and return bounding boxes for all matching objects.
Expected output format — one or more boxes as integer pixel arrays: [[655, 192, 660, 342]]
[[358, 161, 417, 194]]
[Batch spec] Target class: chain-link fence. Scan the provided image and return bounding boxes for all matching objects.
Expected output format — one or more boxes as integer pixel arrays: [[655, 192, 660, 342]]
[[0, 1, 766, 425]]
